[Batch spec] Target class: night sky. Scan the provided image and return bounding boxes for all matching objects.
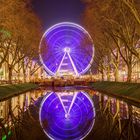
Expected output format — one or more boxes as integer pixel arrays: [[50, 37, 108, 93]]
[[32, 0, 85, 31]]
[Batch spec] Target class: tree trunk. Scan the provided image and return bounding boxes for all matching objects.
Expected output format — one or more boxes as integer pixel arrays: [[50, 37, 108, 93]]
[[101, 72, 104, 81], [127, 65, 132, 82], [107, 67, 110, 81], [23, 65, 26, 83], [8, 67, 12, 83], [23, 70, 26, 83], [17, 70, 20, 83], [115, 68, 119, 82], [17, 62, 21, 83], [29, 71, 31, 82]]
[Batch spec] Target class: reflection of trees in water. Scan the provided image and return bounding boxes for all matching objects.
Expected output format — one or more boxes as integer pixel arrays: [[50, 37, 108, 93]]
[[1, 92, 140, 140], [0, 97, 47, 140], [86, 94, 140, 140]]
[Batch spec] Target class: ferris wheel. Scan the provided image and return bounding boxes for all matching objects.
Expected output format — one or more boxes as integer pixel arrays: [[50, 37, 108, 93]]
[[39, 91, 95, 140], [39, 22, 94, 76]]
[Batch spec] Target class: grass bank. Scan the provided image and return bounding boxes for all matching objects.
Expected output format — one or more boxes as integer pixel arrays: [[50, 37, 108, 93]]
[[90, 81, 140, 107], [0, 83, 39, 101]]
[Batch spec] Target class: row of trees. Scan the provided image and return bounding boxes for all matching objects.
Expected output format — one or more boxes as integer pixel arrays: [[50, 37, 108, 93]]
[[83, 0, 140, 82], [0, 0, 42, 83]]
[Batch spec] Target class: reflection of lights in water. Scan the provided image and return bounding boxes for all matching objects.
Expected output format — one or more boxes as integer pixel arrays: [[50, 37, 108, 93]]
[[39, 91, 95, 140]]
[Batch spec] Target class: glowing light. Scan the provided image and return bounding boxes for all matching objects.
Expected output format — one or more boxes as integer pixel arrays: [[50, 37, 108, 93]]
[[64, 47, 71, 53], [39, 22, 94, 76], [39, 91, 95, 140]]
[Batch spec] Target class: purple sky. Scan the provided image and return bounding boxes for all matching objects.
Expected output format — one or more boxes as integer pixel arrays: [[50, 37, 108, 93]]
[[32, 0, 85, 31]]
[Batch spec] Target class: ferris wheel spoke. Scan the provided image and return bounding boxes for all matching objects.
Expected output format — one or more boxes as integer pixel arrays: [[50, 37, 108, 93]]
[[57, 94, 67, 114], [56, 52, 67, 74], [67, 92, 78, 115], [67, 52, 79, 76]]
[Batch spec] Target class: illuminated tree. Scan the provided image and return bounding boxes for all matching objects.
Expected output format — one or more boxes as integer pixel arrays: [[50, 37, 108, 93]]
[[0, 0, 41, 82], [83, 0, 140, 82], [122, 0, 140, 25]]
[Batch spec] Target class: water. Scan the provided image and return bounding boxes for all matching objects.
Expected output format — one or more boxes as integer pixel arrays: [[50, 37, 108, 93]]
[[0, 87, 140, 140]]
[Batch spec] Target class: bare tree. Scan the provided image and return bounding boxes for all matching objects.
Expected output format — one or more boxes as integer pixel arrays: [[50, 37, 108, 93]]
[[83, 0, 140, 82], [122, 0, 140, 25], [0, 0, 42, 82]]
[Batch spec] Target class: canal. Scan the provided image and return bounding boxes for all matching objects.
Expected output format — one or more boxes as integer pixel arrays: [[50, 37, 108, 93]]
[[0, 86, 140, 140]]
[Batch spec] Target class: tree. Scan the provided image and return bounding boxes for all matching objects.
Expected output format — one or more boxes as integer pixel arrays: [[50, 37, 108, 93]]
[[83, 0, 140, 82], [0, 0, 42, 82], [122, 0, 140, 25]]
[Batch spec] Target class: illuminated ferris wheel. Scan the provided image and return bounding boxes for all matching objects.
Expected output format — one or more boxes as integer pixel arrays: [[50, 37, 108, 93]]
[[39, 91, 95, 140], [39, 22, 94, 76]]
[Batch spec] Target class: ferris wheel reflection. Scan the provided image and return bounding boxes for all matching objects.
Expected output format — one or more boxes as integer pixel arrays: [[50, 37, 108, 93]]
[[39, 91, 95, 140]]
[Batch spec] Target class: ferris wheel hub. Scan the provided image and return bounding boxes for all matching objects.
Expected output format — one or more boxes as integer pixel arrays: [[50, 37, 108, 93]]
[[65, 113, 70, 119], [64, 47, 71, 53]]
